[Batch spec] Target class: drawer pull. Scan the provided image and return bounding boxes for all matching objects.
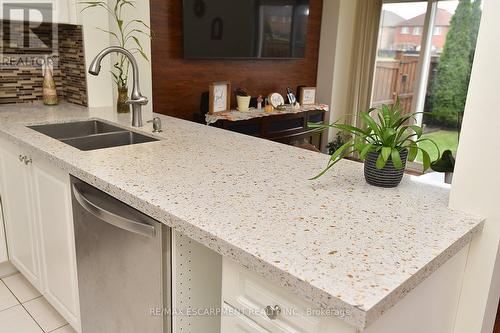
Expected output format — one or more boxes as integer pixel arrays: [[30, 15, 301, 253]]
[[265, 305, 281, 320], [19, 155, 26, 163]]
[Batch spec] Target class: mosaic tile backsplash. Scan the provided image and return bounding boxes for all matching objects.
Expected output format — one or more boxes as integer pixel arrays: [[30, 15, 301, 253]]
[[0, 20, 87, 106]]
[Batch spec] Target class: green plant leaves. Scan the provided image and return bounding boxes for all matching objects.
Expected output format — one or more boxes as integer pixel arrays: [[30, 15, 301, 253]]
[[391, 148, 403, 169], [359, 143, 374, 160], [308, 97, 440, 179], [376, 153, 386, 169], [381, 147, 391, 163], [421, 149, 431, 171], [407, 142, 418, 162]]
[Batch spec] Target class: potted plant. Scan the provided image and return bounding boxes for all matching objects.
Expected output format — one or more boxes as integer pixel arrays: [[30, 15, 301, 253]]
[[81, 0, 151, 113], [310, 100, 440, 187], [431, 150, 455, 184]]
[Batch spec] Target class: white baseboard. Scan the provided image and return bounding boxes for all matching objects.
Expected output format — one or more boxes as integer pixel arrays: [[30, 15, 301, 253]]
[[0, 261, 17, 278]]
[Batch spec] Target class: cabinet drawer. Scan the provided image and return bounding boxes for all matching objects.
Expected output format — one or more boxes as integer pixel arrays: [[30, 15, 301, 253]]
[[222, 258, 326, 333], [221, 303, 270, 333]]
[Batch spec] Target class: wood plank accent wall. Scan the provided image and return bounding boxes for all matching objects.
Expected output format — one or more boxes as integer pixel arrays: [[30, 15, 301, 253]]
[[150, 0, 323, 120]]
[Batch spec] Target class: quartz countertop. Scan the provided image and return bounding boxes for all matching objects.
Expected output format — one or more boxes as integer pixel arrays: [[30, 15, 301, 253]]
[[0, 102, 483, 329]]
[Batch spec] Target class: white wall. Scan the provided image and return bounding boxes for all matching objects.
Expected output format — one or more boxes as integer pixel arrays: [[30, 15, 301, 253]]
[[316, 0, 358, 140], [449, 0, 500, 332], [78, 0, 153, 112], [78, 4, 114, 107]]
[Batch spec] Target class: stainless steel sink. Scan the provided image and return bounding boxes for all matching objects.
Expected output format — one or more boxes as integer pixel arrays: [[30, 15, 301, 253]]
[[28, 120, 159, 151], [61, 131, 157, 151], [28, 120, 124, 140]]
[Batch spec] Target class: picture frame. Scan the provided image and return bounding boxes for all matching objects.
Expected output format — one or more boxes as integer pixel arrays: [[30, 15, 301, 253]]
[[299, 87, 316, 105], [209, 81, 231, 114]]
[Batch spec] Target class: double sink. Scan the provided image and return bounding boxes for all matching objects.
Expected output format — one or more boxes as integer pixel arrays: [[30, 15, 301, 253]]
[[29, 120, 159, 151]]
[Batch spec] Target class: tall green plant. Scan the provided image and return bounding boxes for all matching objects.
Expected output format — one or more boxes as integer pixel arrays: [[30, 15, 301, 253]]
[[430, 0, 481, 128], [310, 100, 439, 179], [80, 0, 151, 88]]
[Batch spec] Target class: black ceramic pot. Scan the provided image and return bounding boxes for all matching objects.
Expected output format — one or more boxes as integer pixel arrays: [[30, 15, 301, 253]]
[[364, 149, 408, 188]]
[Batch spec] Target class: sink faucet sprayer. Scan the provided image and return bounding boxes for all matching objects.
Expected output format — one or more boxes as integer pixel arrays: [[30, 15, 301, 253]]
[[88, 46, 148, 127]]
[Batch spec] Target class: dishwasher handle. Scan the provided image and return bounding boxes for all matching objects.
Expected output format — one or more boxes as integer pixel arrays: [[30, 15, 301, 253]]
[[72, 183, 156, 238]]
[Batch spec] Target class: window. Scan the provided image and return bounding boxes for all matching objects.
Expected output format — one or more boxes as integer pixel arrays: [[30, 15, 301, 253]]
[[372, 1, 482, 176]]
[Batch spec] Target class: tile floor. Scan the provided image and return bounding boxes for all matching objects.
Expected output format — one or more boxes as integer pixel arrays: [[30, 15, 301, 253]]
[[0, 272, 76, 333]]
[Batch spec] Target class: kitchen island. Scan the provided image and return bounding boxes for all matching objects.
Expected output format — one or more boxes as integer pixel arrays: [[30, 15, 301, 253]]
[[0, 102, 484, 332]]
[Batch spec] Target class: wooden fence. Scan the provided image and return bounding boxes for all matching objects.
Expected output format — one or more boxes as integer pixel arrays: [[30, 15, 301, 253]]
[[372, 52, 441, 115], [371, 51, 420, 115]]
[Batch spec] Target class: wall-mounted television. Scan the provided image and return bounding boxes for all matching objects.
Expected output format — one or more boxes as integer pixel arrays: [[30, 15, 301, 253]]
[[183, 0, 310, 59]]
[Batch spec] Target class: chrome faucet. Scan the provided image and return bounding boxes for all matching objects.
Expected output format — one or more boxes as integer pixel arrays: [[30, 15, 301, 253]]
[[88, 46, 148, 127]]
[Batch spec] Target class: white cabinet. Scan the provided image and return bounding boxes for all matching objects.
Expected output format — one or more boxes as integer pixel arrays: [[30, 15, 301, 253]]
[[221, 303, 271, 333], [222, 249, 470, 333], [0, 200, 8, 264], [32, 158, 80, 331], [222, 257, 356, 333], [0, 141, 40, 289], [0, 138, 80, 331]]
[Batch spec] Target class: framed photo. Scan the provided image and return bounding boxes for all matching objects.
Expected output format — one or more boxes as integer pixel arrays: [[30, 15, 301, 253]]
[[209, 81, 231, 114], [299, 87, 316, 105]]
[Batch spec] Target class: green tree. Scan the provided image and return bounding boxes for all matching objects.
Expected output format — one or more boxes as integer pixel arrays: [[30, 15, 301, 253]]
[[431, 0, 481, 129]]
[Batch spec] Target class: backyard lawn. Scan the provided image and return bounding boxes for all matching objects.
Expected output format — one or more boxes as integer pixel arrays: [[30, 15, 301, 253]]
[[417, 130, 459, 162]]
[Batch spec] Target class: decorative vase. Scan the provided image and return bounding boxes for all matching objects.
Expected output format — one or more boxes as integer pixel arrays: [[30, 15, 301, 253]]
[[117, 86, 130, 113], [236, 95, 251, 111], [364, 149, 408, 188], [43, 67, 58, 105]]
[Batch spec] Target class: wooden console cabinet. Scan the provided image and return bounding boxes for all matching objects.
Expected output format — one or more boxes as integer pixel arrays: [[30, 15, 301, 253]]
[[195, 109, 328, 151]]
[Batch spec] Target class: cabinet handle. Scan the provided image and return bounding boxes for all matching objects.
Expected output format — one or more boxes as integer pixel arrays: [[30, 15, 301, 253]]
[[18, 155, 26, 163], [265, 305, 281, 320], [24, 157, 32, 165]]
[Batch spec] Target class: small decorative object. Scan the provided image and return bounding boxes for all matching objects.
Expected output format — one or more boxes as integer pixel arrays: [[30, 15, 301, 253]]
[[299, 87, 316, 105], [264, 97, 274, 113], [286, 87, 297, 105], [209, 81, 231, 114], [309, 98, 439, 188], [268, 92, 285, 108], [42, 57, 58, 106], [235, 88, 251, 112], [257, 95, 263, 110], [81, 0, 152, 113], [431, 150, 455, 184]]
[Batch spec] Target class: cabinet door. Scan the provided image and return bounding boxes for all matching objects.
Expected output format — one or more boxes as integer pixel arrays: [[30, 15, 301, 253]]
[[0, 200, 8, 264], [0, 142, 40, 288], [32, 158, 80, 330]]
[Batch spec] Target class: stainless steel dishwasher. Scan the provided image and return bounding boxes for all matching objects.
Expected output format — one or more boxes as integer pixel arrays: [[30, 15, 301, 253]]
[[71, 176, 171, 333]]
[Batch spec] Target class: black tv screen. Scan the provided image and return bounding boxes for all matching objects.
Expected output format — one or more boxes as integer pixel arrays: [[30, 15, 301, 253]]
[[183, 0, 310, 59]]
